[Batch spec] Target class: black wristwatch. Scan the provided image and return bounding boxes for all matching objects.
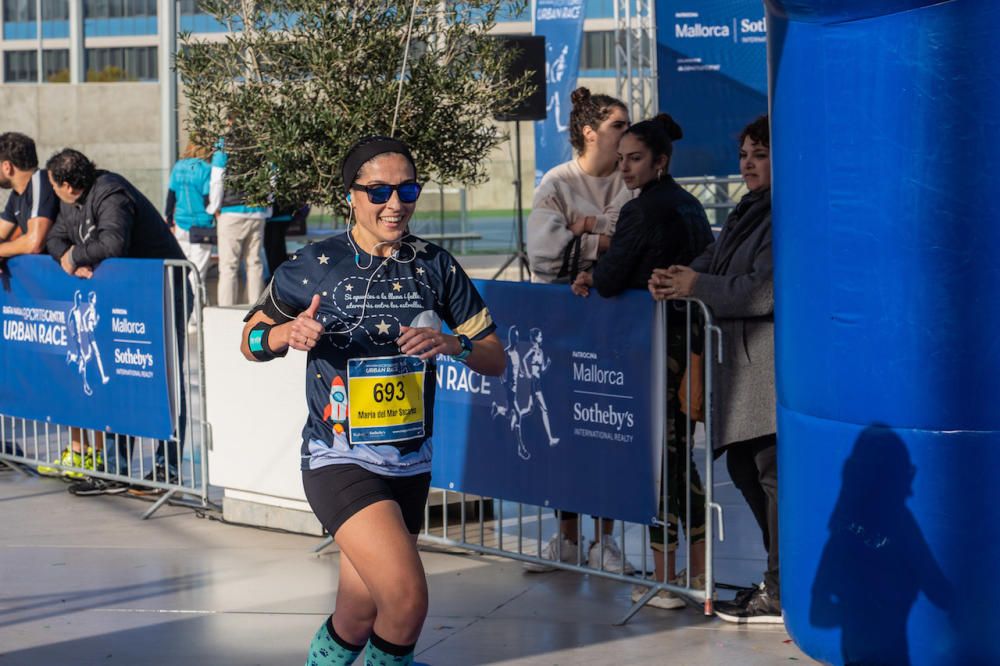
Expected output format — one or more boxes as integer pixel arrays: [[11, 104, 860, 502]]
[[451, 334, 473, 362]]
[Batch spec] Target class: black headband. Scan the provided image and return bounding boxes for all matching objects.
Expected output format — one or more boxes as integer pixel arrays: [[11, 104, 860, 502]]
[[341, 137, 416, 194]]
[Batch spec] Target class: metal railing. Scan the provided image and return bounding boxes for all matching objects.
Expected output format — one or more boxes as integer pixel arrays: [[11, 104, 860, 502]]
[[415, 298, 725, 624], [0, 260, 213, 519], [677, 175, 749, 229]]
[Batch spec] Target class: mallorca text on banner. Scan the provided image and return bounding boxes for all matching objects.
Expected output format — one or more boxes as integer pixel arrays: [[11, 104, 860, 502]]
[[533, 0, 586, 185], [432, 280, 664, 525], [658, 0, 768, 176], [0, 256, 174, 439]]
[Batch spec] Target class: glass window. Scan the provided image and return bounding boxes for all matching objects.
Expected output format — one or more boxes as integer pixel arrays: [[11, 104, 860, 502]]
[[177, 0, 226, 31], [84, 0, 107, 18], [84, 0, 156, 35], [84, 0, 156, 17], [581, 31, 614, 71], [39, 0, 69, 38], [85, 46, 157, 81], [43, 48, 68, 81], [3, 0, 34, 22], [41, 0, 68, 20], [3, 50, 37, 82], [3, 0, 38, 38]]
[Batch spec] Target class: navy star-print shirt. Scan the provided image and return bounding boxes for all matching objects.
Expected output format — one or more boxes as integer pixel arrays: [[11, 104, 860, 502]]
[[247, 231, 496, 475]]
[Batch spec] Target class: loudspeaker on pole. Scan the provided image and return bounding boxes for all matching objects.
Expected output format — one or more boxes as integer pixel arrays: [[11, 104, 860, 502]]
[[493, 35, 547, 122]]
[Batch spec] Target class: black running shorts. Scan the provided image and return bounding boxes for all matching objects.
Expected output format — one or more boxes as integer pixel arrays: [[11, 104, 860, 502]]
[[302, 463, 432, 538]]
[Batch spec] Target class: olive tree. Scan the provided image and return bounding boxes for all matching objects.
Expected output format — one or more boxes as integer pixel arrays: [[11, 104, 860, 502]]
[[176, 0, 531, 209]]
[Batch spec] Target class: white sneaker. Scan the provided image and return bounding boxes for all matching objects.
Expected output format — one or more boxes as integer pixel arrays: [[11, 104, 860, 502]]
[[587, 536, 637, 574], [522, 534, 581, 573], [631, 584, 686, 610], [672, 569, 707, 591]]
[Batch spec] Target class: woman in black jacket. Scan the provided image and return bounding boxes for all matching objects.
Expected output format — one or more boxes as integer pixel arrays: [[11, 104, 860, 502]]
[[573, 114, 714, 610]]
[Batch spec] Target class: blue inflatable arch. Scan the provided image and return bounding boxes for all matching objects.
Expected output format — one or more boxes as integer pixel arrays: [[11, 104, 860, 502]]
[[767, 1, 1000, 663]]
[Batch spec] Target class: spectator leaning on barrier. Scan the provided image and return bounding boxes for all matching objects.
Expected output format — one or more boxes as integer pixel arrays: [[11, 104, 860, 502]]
[[526, 86, 633, 284], [0, 132, 56, 259], [45, 149, 186, 273], [650, 115, 779, 624], [166, 141, 214, 329], [45, 148, 190, 496], [521, 87, 637, 575], [240, 136, 504, 665], [574, 114, 714, 611], [0, 133, 104, 478], [207, 136, 271, 306]]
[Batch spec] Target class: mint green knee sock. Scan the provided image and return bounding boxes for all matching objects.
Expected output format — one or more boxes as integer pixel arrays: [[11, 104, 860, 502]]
[[305, 616, 364, 666], [363, 631, 415, 665]]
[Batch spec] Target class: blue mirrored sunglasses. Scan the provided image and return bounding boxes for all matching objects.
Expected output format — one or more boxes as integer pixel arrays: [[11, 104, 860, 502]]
[[351, 181, 422, 204]]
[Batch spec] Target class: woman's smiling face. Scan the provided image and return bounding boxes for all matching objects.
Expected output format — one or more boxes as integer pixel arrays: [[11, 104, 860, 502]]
[[350, 153, 418, 254]]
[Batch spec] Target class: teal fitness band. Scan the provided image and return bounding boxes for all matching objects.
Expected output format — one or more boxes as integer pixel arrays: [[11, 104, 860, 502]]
[[248, 322, 283, 361]]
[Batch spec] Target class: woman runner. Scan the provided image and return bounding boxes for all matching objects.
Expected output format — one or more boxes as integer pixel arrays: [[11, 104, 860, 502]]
[[241, 136, 505, 665]]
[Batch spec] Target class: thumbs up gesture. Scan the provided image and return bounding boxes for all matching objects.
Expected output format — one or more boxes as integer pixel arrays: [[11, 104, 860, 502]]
[[288, 294, 324, 351]]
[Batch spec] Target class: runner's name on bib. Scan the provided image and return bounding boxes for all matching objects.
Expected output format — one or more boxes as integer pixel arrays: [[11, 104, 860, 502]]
[[347, 355, 426, 445]]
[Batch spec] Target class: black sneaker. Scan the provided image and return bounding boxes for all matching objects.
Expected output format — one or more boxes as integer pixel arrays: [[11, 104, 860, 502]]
[[715, 585, 783, 625], [731, 581, 763, 607], [68, 478, 130, 496]]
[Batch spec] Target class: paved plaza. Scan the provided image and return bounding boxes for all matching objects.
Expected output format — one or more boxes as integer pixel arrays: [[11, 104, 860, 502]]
[[0, 469, 807, 665]]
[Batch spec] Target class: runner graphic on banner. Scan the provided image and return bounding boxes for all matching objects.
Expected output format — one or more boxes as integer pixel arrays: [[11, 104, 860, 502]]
[[533, 0, 586, 185], [520, 327, 559, 447], [490, 325, 531, 460], [66, 290, 111, 396]]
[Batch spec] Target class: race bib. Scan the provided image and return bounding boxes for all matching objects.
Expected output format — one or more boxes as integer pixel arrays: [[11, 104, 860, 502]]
[[347, 355, 426, 445]]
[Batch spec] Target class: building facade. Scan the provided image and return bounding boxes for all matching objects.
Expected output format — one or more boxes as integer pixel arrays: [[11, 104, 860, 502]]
[[0, 0, 627, 210]]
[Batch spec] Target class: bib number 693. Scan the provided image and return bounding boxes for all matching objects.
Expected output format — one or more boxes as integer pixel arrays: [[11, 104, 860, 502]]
[[373, 380, 406, 403]]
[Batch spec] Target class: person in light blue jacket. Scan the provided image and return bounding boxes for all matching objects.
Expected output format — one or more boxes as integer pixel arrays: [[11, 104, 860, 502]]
[[165, 142, 213, 318]]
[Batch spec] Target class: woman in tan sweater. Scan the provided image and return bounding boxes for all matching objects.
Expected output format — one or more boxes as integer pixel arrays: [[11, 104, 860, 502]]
[[522, 87, 637, 574], [526, 87, 633, 285]]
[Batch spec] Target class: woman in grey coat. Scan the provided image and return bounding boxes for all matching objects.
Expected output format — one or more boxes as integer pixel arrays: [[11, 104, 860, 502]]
[[649, 115, 779, 624]]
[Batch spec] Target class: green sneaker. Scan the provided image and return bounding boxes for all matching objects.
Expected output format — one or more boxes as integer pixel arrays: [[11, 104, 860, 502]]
[[36, 448, 83, 477]]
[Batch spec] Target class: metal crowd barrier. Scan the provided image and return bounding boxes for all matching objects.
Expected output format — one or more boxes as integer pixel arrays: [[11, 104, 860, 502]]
[[0, 259, 213, 520], [416, 298, 725, 625], [676, 175, 749, 229]]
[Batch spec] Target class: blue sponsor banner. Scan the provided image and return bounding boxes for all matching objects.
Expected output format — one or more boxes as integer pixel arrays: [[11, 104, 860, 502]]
[[533, 0, 586, 185], [0, 256, 174, 439], [658, 1, 768, 176], [432, 280, 662, 525]]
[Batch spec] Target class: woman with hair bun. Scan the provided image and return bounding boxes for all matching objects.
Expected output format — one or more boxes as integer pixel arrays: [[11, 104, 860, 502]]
[[577, 113, 713, 297], [574, 113, 714, 611], [523, 86, 637, 575], [527, 86, 632, 284]]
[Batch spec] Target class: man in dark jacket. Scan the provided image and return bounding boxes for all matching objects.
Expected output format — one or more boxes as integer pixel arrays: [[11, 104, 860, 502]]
[[45, 148, 190, 495], [45, 148, 185, 274]]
